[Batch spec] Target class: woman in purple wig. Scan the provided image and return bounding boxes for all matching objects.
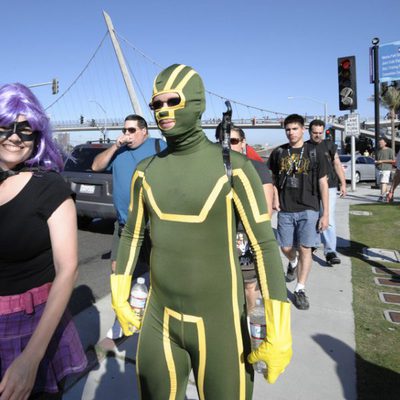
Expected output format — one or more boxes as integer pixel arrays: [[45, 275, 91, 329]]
[[0, 83, 87, 399]]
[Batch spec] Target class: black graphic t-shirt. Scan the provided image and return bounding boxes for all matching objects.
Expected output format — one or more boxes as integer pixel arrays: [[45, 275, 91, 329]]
[[268, 143, 329, 212]]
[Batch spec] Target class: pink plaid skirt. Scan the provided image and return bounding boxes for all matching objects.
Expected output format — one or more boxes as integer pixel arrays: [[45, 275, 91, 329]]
[[0, 290, 87, 394]]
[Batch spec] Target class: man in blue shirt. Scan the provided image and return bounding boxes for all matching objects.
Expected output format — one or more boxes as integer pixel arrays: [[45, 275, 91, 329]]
[[92, 114, 166, 338]]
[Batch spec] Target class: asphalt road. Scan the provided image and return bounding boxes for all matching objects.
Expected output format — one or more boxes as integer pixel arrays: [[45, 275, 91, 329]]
[[68, 218, 115, 316]]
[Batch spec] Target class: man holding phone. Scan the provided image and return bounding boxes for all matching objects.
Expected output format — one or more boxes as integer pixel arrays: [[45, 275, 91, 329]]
[[92, 114, 166, 338]]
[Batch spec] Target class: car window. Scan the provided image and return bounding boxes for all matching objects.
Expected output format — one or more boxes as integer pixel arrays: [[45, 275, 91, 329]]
[[356, 157, 365, 164], [339, 155, 351, 163], [365, 157, 375, 164], [64, 147, 112, 173]]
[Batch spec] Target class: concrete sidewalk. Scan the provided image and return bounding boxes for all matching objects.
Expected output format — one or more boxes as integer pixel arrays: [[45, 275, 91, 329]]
[[63, 185, 381, 400]]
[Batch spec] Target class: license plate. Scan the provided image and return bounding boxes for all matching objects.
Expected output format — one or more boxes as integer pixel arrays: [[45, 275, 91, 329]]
[[79, 184, 95, 194]]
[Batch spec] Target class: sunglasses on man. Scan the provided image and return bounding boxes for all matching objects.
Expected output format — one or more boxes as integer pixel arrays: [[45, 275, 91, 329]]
[[149, 97, 181, 111], [122, 127, 138, 134], [218, 138, 242, 145]]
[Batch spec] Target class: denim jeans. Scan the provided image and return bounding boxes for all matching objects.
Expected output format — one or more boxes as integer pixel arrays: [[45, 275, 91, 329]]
[[320, 187, 337, 255]]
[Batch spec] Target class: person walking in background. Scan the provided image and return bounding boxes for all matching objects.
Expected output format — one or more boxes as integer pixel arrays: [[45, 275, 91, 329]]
[[0, 83, 87, 399], [92, 114, 166, 339], [375, 137, 395, 202], [308, 120, 347, 266], [215, 124, 274, 311], [387, 150, 400, 203], [268, 114, 329, 310], [111, 64, 292, 397]]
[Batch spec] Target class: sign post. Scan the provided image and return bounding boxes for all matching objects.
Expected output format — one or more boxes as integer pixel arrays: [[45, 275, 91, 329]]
[[345, 113, 360, 191]]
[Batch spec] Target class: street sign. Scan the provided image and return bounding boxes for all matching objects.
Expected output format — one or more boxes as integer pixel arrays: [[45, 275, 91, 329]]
[[379, 40, 400, 82], [344, 113, 360, 137]]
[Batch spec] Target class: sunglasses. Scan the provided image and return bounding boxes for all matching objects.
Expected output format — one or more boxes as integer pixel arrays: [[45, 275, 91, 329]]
[[230, 138, 242, 145], [122, 127, 137, 134], [149, 97, 181, 111]]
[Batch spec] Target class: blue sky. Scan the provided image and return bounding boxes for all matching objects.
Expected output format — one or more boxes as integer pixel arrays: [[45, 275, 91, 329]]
[[2, 0, 399, 146]]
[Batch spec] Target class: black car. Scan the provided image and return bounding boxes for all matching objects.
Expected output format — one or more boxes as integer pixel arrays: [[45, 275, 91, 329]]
[[62, 142, 116, 222]]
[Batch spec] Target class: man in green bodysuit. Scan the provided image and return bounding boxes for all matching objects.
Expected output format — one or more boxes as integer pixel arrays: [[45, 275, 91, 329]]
[[111, 64, 292, 399]]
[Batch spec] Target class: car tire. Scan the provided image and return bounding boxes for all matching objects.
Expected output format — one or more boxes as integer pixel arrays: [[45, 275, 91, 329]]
[[355, 171, 360, 183]]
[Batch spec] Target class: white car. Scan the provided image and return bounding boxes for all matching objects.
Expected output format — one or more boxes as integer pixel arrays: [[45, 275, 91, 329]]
[[340, 154, 376, 183]]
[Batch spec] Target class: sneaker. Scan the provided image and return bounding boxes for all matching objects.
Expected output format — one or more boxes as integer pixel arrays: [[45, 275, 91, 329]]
[[293, 290, 309, 310], [326, 252, 341, 265], [106, 318, 124, 340], [286, 264, 297, 282]]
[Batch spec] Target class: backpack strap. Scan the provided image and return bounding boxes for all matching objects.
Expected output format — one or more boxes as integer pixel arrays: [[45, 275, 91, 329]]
[[306, 142, 318, 195], [274, 146, 287, 189], [155, 138, 161, 153]]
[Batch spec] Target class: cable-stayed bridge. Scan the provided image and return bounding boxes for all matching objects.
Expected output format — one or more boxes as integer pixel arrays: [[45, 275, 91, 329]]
[[43, 12, 398, 146]]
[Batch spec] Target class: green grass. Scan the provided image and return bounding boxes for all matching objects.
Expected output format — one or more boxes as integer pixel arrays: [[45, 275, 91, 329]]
[[347, 202, 400, 400]]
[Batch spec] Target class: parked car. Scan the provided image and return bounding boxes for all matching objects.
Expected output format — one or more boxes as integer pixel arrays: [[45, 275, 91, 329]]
[[62, 141, 116, 222], [339, 154, 376, 183]]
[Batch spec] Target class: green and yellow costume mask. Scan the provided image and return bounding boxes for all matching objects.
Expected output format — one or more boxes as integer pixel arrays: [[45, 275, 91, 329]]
[[151, 64, 205, 140]]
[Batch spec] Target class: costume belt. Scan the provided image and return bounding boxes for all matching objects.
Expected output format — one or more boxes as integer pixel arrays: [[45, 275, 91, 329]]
[[0, 282, 52, 315]]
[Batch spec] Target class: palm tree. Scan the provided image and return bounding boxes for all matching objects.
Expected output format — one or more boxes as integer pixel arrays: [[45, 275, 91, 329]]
[[380, 84, 400, 152]]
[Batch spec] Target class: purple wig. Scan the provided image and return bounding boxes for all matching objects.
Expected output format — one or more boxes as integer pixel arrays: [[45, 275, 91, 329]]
[[0, 83, 64, 171]]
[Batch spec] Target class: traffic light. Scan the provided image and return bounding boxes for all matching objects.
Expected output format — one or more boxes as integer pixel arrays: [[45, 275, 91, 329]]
[[337, 56, 357, 111], [325, 127, 335, 142], [80, 115, 84, 124], [52, 78, 59, 95]]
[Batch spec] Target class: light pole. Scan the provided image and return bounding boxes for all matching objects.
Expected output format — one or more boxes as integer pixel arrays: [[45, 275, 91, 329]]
[[28, 78, 59, 95], [89, 100, 108, 141], [288, 96, 328, 127]]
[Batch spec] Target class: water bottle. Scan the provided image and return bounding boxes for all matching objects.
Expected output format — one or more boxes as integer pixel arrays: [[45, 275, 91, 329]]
[[129, 277, 148, 332], [249, 298, 267, 374]]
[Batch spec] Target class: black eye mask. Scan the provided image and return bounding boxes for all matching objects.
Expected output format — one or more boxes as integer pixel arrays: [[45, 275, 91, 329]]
[[0, 121, 38, 142]]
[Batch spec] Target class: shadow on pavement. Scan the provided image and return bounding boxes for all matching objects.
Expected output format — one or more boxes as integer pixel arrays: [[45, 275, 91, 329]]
[[313, 334, 356, 399], [69, 284, 97, 316], [94, 353, 138, 400], [338, 239, 400, 278], [313, 334, 400, 400]]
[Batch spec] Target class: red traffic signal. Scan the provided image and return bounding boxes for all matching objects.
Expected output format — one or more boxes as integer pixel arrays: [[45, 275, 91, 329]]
[[325, 127, 335, 141], [340, 59, 351, 70], [337, 56, 357, 111]]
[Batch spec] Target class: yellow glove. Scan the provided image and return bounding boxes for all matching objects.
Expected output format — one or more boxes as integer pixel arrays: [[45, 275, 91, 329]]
[[247, 299, 292, 384], [110, 274, 141, 336]]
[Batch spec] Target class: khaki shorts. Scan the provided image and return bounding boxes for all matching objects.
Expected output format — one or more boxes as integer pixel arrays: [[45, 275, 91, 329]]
[[376, 170, 391, 184]]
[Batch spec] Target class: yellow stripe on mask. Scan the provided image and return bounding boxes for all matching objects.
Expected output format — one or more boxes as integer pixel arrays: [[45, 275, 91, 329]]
[[164, 64, 187, 91], [174, 69, 196, 92]]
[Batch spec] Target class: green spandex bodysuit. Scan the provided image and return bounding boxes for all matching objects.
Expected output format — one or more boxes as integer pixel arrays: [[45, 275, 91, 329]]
[[112, 64, 291, 400]]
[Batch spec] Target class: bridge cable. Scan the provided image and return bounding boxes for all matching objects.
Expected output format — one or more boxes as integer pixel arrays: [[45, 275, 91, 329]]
[[116, 34, 288, 118], [45, 31, 109, 111]]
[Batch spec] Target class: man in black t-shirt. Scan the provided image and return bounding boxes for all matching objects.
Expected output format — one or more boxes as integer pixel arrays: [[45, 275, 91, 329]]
[[308, 120, 347, 266], [268, 114, 329, 310]]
